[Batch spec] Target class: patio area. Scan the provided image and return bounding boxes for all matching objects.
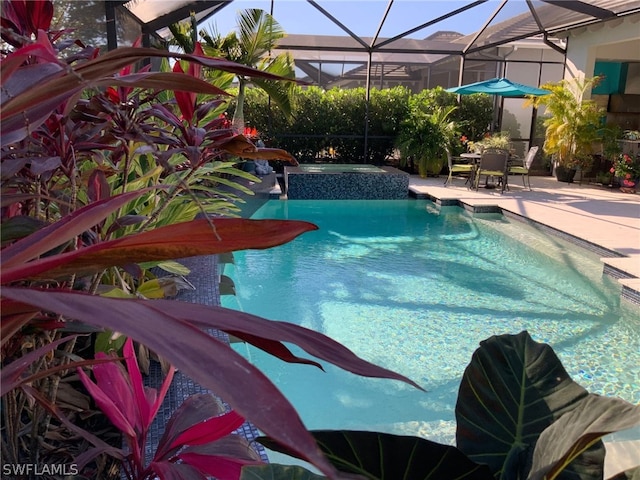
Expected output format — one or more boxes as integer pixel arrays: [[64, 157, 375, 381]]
[[409, 175, 640, 304]]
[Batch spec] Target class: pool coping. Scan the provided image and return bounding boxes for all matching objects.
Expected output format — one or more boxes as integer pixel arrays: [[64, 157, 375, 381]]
[[408, 179, 640, 306]]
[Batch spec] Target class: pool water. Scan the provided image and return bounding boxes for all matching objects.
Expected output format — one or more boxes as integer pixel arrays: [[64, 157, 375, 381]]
[[222, 200, 640, 444]]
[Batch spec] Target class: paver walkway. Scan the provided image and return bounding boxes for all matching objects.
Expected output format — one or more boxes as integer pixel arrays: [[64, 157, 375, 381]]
[[409, 175, 640, 302]]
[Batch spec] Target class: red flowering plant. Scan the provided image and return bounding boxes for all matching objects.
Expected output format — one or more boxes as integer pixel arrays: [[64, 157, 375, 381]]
[[610, 153, 640, 188]]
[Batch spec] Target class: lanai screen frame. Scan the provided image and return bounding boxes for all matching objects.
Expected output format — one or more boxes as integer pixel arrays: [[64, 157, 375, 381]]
[[109, 0, 640, 158]]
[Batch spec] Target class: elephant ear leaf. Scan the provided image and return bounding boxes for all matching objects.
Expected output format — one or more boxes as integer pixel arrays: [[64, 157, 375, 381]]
[[259, 430, 493, 480], [455, 331, 591, 478], [528, 395, 640, 480]]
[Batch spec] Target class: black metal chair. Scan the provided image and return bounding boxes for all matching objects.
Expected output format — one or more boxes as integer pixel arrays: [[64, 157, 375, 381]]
[[473, 148, 509, 193]]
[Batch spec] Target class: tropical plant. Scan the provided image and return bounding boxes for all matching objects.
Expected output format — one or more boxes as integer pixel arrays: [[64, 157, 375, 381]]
[[413, 87, 493, 146], [171, 8, 296, 132], [249, 331, 640, 480], [396, 105, 459, 177], [1, 2, 420, 478], [77, 338, 263, 479], [528, 77, 605, 171]]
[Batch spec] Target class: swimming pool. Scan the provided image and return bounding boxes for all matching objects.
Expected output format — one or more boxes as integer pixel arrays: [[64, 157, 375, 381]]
[[222, 199, 639, 444]]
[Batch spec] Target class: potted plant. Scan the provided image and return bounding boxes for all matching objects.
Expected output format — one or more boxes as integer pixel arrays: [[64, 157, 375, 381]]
[[528, 77, 604, 183], [610, 152, 640, 193], [396, 105, 459, 177]]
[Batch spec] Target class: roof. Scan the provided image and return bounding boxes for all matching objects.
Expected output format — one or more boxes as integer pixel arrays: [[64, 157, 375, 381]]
[[118, 0, 640, 54], [114, 0, 639, 88]]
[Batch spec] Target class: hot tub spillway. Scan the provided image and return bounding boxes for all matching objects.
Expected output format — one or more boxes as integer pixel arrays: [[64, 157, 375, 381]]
[[284, 164, 409, 200]]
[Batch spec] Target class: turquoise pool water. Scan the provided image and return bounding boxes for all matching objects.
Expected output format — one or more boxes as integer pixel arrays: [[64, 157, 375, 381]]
[[222, 200, 640, 444]]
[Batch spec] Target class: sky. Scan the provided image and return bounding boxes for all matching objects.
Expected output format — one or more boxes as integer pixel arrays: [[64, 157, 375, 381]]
[[201, 0, 533, 40]]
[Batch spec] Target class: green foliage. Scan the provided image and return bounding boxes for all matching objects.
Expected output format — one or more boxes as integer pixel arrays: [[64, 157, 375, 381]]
[[367, 87, 412, 161], [254, 332, 640, 480], [396, 105, 459, 177], [238, 85, 489, 165], [529, 77, 605, 168]]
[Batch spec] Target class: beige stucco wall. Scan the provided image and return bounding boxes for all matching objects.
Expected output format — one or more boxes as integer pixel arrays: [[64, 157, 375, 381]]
[[564, 13, 640, 99]]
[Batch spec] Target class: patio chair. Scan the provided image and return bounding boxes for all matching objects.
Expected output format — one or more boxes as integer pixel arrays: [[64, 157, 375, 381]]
[[444, 148, 475, 187], [474, 148, 509, 193], [509, 146, 538, 190]]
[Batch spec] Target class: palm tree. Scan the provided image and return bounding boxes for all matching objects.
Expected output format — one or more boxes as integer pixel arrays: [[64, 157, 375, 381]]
[[528, 77, 603, 171], [170, 9, 296, 133]]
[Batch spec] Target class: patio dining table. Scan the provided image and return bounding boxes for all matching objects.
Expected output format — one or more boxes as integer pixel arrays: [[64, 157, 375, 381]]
[[459, 152, 522, 190]]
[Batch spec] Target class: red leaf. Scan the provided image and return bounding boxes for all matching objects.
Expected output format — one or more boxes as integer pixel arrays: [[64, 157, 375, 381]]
[[28, 1, 53, 32], [177, 452, 255, 480], [172, 61, 195, 123], [150, 461, 207, 480], [87, 169, 110, 202], [155, 393, 231, 459], [227, 330, 323, 369], [169, 411, 244, 451], [1, 218, 318, 283], [1, 188, 162, 270], [123, 338, 151, 429], [77, 365, 136, 438], [1, 287, 341, 478], [191, 43, 204, 79], [180, 435, 263, 461]]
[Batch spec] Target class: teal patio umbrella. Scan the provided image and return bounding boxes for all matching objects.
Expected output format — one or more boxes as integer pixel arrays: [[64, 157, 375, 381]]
[[446, 77, 550, 98], [447, 78, 550, 147]]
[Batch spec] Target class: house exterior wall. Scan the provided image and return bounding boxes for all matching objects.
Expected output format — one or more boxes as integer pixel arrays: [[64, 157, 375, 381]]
[[564, 14, 640, 98]]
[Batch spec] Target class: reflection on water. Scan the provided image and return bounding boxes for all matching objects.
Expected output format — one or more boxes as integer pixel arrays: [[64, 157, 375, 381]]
[[223, 200, 640, 441]]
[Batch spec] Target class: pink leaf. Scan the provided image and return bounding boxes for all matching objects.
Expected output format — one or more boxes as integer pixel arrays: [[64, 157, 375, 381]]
[[177, 453, 257, 480], [77, 366, 136, 438], [92, 352, 140, 433], [123, 338, 151, 429], [150, 460, 207, 480], [169, 411, 244, 451]]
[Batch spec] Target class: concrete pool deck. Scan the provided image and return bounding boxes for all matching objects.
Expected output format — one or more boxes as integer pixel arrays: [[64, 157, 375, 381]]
[[408, 175, 640, 304]]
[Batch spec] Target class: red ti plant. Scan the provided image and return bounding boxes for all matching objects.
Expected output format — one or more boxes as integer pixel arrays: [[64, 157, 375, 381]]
[[1, 1, 420, 478], [77, 338, 262, 479]]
